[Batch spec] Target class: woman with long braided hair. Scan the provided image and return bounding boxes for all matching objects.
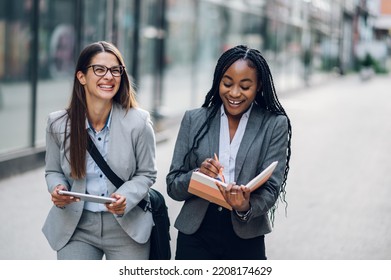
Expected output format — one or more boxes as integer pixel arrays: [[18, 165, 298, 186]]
[[166, 45, 292, 260]]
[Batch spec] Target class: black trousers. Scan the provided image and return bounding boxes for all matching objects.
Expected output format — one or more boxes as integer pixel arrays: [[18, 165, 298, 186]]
[[175, 203, 266, 260]]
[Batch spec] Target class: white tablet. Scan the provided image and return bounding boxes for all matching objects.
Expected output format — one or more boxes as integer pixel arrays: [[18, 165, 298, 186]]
[[58, 190, 116, 204]]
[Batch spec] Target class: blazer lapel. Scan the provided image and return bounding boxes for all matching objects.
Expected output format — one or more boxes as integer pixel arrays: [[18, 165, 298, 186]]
[[107, 103, 118, 166], [104, 103, 123, 193]]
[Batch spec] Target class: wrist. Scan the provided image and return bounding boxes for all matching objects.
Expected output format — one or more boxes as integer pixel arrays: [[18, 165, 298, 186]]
[[234, 204, 252, 221]]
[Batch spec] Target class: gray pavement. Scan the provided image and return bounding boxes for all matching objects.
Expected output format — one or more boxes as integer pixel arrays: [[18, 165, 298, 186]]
[[1, 73, 391, 260]]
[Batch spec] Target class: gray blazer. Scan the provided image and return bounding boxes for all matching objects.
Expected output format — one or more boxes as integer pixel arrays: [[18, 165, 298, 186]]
[[166, 104, 289, 239], [42, 102, 157, 251]]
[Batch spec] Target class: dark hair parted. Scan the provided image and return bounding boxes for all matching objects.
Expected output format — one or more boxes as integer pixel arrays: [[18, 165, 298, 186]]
[[189, 45, 292, 218], [56, 41, 137, 179]]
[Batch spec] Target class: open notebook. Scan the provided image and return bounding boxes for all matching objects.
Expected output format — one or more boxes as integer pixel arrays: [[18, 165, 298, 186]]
[[188, 161, 278, 210]]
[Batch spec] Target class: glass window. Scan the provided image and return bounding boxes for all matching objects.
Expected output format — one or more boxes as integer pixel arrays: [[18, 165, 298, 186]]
[[114, 0, 135, 70], [0, 0, 33, 153], [194, 1, 265, 107], [35, 0, 78, 147], [81, 0, 107, 45], [137, 0, 163, 113], [163, 0, 197, 113]]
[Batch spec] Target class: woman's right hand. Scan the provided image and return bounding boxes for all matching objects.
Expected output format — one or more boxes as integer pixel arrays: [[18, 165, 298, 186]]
[[199, 157, 224, 179], [51, 185, 79, 208]]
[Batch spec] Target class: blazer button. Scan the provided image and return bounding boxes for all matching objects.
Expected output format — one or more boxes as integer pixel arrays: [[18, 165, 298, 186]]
[[217, 206, 223, 211]]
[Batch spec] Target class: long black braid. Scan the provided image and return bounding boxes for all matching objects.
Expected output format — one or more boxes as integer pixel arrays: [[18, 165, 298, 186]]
[[183, 45, 292, 222]]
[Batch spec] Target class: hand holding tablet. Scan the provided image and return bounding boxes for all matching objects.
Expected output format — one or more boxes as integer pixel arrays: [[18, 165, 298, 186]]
[[58, 190, 117, 204]]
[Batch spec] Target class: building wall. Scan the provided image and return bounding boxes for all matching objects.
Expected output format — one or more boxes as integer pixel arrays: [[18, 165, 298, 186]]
[[0, 0, 359, 163]]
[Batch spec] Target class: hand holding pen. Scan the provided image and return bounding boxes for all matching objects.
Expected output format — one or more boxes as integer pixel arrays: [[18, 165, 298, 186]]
[[198, 153, 225, 181], [197, 153, 251, 211]]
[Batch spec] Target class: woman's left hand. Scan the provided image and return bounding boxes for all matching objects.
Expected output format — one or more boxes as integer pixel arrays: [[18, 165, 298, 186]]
[[106, 193, 127, 216], [216, 182, 251, 212]]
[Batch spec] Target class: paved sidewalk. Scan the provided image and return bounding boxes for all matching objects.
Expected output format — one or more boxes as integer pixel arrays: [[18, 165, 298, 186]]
[[0, 121, 182, 260], [1, 73, 391, 260]]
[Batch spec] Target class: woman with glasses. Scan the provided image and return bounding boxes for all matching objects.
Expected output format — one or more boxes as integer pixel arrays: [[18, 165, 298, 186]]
[[42, 41, 157, 259]]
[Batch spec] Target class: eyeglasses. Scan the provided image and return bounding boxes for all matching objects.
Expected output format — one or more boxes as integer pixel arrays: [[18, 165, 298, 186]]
[[86, 64, 125, 77]]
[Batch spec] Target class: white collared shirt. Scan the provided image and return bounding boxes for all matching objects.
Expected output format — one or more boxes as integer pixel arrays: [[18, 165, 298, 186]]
[[218, 104, 253, 183], [84, 108, 113, 212]]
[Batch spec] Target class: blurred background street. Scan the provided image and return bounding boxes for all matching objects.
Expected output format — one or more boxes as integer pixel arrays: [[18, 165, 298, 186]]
[[1, 73, 390, 260], [1, 0, 391, 261]]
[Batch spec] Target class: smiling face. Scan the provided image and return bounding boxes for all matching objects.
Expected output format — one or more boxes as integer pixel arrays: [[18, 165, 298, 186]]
[[219, 59, 259, 120], [77, 52, 122, 106]]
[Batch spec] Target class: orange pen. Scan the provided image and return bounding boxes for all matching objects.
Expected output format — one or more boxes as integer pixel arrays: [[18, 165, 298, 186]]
[[214, 153, 225, 183]]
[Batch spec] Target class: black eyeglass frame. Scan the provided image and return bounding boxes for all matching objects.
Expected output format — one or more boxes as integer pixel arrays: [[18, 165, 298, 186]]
[[86, 64, 125, 77]]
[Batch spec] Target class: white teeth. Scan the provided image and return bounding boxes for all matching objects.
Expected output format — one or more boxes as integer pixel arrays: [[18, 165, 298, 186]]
[[228, 99, 242, 105], [100, 85, 113, 88]]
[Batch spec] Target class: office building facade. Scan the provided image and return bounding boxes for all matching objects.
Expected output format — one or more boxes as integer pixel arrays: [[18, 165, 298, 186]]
[[0, 0, 374, 176]]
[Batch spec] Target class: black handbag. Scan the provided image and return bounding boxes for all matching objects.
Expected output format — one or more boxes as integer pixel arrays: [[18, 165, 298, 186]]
[[87, 136, 171, 260]]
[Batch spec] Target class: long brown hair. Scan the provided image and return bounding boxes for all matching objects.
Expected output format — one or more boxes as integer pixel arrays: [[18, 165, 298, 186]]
[[58, 41, 137, 179]]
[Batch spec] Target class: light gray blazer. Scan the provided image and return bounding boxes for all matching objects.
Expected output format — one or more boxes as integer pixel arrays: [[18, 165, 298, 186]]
[[42, 102, 157, 251], [166, 104, 289, 239]]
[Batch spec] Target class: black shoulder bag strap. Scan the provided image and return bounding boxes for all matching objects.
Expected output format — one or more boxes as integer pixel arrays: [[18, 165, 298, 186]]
[[87, 136, 150, 211]]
